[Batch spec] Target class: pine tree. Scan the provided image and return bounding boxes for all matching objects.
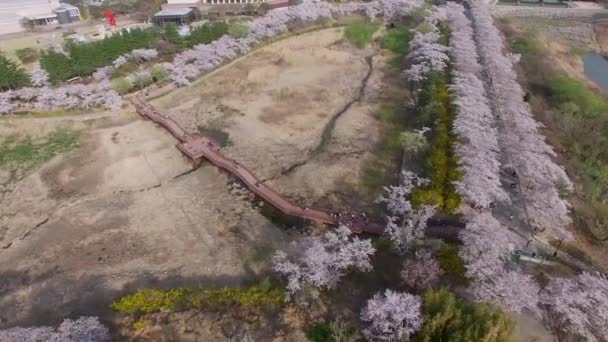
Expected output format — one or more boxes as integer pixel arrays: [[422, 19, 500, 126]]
[[0, 53, 31, 90]]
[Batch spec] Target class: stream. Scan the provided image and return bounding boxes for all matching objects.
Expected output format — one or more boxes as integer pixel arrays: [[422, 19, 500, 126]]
[[583, 53, 608, 90], [270, 55, 375, 179]]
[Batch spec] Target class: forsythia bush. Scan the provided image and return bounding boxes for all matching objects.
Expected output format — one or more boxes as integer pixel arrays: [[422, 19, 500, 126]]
[[111, 280, 285, 315], [412, 72, 462, 213]]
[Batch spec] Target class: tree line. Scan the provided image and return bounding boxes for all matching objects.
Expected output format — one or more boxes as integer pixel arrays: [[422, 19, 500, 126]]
[[40, 22, 229, 84]]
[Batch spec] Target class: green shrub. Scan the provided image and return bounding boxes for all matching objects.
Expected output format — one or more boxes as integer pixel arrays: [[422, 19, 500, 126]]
[[15, 48, 39, 64], [415, 289, 516, 342], [228, 23, 249, 38], [344, 21, 379, 48], [164, 23, 186, 49], [112, 77, 133, 95], [150, 65, 168, 82], [437, 244, 468, 286], [131, 72, 154, 90], [381, 27, 413, 55], [510, 31, 542, 55], [306, 321, 359, 342], [186, 22, 229, 47], [111, 279, 285, 315], [307, 323, 333, 342], [0, 53, 31, 90]]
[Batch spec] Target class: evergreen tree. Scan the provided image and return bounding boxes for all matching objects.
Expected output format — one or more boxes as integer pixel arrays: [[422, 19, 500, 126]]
[[0, 53, 31, 90], [164, 23, 185, 50], [40, 50, 75, 84]]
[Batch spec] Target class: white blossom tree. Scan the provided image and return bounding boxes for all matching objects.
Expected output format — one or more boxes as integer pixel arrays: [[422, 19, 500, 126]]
[[30, 68, 50, 87], [377, 171, 435, 254], [0, 316, 109, 342], [360, 289, 423, 342], [468, 0, 573, 239], [400, 249, 443, 292], [272, 226, 375, 306], [446, 3, 509, 209], [541, 272, 608, 342]]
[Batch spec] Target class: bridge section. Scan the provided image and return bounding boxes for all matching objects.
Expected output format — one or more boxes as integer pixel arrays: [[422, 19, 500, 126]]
[[130, 97, 383, 235]]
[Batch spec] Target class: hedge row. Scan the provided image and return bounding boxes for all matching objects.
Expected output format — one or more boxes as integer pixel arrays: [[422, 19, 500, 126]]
[[41, 28, 158, 84], [39, 22, 230, 84]]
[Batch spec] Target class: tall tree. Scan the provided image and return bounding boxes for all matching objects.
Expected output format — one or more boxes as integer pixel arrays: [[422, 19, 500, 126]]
[[0, 53, 31, 90]]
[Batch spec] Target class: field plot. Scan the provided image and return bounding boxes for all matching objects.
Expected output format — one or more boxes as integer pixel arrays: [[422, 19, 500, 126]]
[[151, 27, 384, 204], [0, 27, 386, 328]]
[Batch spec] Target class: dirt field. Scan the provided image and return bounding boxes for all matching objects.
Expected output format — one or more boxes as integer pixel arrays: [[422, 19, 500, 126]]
[[0, 27, 386, 328]]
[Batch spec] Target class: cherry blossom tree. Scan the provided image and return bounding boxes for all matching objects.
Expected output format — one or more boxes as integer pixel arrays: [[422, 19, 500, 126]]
[[459, 212, 541, 315], [446, 3, 508, 209], [468, 0, 573, 239], [0, 316, 109, 342], [472, 270, 540, 316], [377, 171, 435, 254], [404, 7, 449, 82], [459, 212, 518, 281], [541, 272, 608, 342], [400, 249, 443, 292], [30, 68, 50, 87], [360, 289, 423, 342], [272, 226, 375, 306]]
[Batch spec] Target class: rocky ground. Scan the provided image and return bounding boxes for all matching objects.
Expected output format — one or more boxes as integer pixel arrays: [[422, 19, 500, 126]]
[[0, 27, 387, 334]]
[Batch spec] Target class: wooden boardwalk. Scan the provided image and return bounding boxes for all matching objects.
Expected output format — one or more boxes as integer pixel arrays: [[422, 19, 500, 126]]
[[130, 97, 383, 235]]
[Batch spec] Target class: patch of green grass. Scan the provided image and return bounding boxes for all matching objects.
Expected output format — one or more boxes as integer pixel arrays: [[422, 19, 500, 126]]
[[381, 27, 413, 56], [361, 106, 408, 195], [0, 130, 80, 183], [344, 21, 380, 48], [437, 244, 469, 286], [15, 47, 39, 64], [111, 278, 285, 315]]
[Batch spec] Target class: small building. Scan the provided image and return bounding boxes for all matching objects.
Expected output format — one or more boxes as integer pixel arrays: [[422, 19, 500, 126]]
[[153, 7, 195, 26], [54, 3, 81, 24]]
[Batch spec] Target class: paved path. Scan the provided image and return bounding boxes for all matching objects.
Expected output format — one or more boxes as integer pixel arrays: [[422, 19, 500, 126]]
[[130, 97, 383, 235]]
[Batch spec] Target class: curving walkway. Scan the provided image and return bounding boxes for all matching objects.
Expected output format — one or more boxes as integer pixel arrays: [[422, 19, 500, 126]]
[[130, 97, 383, 235]]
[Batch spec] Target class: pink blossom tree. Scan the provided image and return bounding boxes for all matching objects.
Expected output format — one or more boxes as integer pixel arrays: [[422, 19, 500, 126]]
[[272, 226, 375, 306], [541, 272, 608, 342], [30, 68, 50, 87], [400, 249, 443, 292], [377, 171, 435, 254], [360, 289, 423, 342], [0, 316, 109, 342], [447, 3, 508, 209], [468, 0, 573, 240]]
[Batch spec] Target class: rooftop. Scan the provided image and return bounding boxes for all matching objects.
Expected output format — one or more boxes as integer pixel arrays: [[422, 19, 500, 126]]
[[154, 7, 194, 17]]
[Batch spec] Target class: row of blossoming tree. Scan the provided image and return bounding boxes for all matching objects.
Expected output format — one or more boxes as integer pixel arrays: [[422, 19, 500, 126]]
[[271, 2, 608, 341], [0, 0, 421, 115]]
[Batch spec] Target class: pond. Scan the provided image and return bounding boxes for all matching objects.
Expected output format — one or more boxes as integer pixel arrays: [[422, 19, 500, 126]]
[[583, 53, 608, 90]]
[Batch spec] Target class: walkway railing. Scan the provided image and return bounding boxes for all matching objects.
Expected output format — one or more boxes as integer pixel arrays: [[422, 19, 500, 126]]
[[130, 97, 383, 235]]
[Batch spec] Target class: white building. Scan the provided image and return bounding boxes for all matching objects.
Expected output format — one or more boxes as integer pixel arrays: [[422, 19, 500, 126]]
[[0, 0, 60, 35]]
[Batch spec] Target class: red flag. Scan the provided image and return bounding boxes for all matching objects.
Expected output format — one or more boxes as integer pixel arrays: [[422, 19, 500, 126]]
[[104, 8, 116, 27]]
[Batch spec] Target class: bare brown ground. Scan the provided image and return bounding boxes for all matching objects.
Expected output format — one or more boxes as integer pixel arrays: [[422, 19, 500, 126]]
[[0, 27, 384, 330]]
